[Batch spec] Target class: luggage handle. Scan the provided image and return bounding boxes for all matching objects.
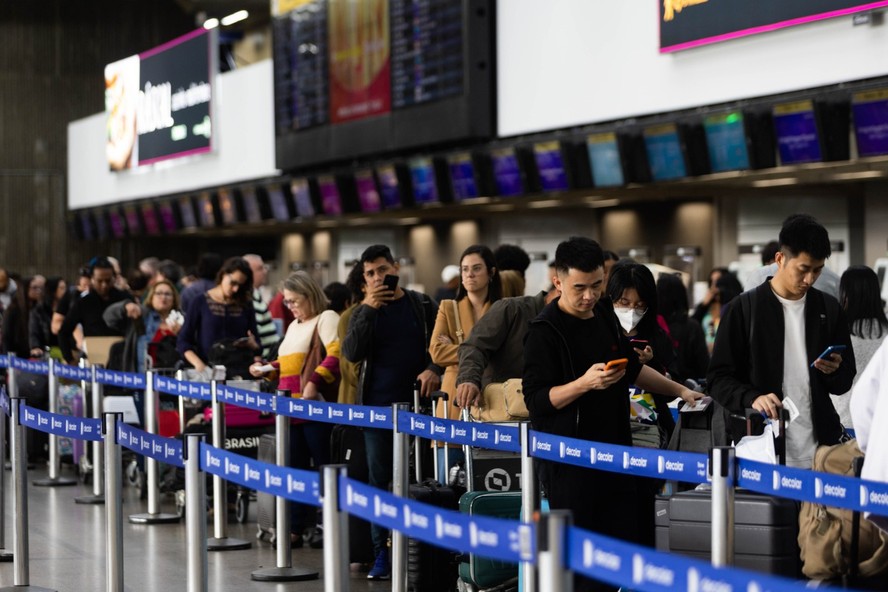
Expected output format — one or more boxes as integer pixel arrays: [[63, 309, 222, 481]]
[[430, 391, 449, 485], [413, 381, 422, 484], [743, 408, 788, 465], [460, 406, 475, 492]]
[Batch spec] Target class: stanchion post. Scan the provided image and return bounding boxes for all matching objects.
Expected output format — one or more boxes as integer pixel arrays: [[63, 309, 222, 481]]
[[520, 423, 536, 592], [412, 381, 421, 483], [34, 358, 76, 487], [176, 369, 187, 435], [76, 364, 105, 504], [251, 390, 318, 582], [710, 446, 736, 568], [537, 510, 573, 592], [185, 433, 208, 592], [0, 396, 57, 592], [129, 370, 180, 524], [391, 402, 410, 592], [322, 465, 349, 592], [206, 380, 250, 551], [0, 382, 12, 562], [104, 412, 124, 592]]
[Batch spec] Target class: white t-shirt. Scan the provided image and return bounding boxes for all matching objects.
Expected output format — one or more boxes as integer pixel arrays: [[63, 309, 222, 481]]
[[773, 290, 817, 468]]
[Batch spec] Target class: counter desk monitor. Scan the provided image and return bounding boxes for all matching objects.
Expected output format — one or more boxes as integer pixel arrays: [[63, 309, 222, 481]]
[[409, 157, 439, 205], [196, 191, 216, 228], [773, 100, 822, 165], [79, 211, 95, 241], [376, 164, 403, 209], [108, 207, 127, 239], [533, 141, 570, 192], [241, 186, 263, 224], [490, 147, 524, 197], [291, 178, 315, 218], [217, 187, 238, 225], [318, 175, 343, 216], [852, 89, 888, 157], [178, 196, 198, 230], [447, 152, 480, 200], [93, 209, 110, 240], [267, 184, 292, 222], [703, 112, 751, 172], [586, 132, 625, 187], [158, 201, 179, 233], [643, 123, 688, 181], [140, 202, 162, 236], [355, 169, 382, 213]]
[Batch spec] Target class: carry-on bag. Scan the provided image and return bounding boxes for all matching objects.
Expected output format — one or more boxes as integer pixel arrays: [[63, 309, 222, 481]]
[[330, 423, 374, 565]]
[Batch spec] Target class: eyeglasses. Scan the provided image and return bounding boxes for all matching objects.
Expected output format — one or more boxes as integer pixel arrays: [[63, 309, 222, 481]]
[[227, 275, 246, 288], [154, 292, 174, 298], [283, 296, 304, 307]]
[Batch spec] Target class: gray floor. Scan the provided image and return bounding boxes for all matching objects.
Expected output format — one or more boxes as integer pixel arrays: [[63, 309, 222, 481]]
[[0, 463, 387, 592]]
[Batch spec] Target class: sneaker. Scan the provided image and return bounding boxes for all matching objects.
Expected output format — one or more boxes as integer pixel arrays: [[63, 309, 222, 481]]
[[367, 549, 391, 580]]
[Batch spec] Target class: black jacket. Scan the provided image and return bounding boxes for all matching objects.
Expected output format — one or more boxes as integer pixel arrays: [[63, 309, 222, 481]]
[[341, 289, 442, 405], [707, 282, 855, 445]]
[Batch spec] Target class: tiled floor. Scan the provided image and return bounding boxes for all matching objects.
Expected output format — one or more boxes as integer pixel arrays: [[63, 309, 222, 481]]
[[0, 463, 388, 592]]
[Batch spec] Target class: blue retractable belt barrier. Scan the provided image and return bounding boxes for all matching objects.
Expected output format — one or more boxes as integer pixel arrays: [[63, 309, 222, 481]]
[[9, 356, 49, 376], [20, 403, 103, 442], [117, 423, 184, 468], [0, 355, 8, 369], [0, 386, 8, 416], [340, 476, 534, 564], [95, 367, 146, 390], [199, 442, 320, 506], [274, 396, 392, 429], [53, 362, 92, 381], [215, 383, 275, 414], [154, 375, 212, 401], [397, 410, 521, 453]]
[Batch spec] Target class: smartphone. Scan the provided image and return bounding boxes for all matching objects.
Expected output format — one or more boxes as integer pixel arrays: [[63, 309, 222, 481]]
[[629, 339, 649, 348], [810, 344, 847, 367], [605, 358, 628, 372], [382, 274, 399, 291]]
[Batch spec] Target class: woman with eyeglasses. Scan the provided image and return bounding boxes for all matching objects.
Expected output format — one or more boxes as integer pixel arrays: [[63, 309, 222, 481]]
[[250, 270, 341, 547], [430, 245, 501, 482], [177, 257, 259, 380]]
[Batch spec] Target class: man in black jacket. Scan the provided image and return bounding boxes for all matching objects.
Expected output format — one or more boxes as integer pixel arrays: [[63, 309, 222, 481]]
[[708, 214, 855, 468], [341, 244, 441, 580]]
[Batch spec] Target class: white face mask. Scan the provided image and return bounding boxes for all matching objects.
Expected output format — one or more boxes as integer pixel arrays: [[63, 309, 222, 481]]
[[614, 307, 646, 333]]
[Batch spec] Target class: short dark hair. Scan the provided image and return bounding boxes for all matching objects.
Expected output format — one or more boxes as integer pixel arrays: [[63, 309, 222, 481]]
[[606, 261, 658, 334], [779, 214, 831, 260], [657, 273, 690, 321], [215, 257, 253, 305], [88, 257, 115, 276], [603, 250, 620, 263], [761, 241, 780, 266], [553, 237, 604, 275], [456, 244, 502, 303], [840, 265, 888, 339], [345, 260, 365, 302], [493, 244, 531, 276], [324, 281, 351, 314], [196, 252, 223, 281], [360, 244, 395, 265], [156, 259, 183, 285]]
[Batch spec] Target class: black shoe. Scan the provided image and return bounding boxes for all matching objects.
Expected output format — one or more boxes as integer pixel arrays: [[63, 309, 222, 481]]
[[308, 526, 323, 549]]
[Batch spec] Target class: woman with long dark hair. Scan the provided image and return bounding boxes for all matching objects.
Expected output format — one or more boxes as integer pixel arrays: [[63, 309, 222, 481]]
[[2, 275, 45, 358], [657, 273, 709, 382], [29, 276, 66, 358], [837, 266, 888, 427]]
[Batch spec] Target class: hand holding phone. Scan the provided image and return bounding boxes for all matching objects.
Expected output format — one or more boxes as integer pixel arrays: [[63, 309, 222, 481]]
[[811, 344, 846, 368], [605, 358, 628, 372], [629, 339, 649, 347], [382, 274, 399, 292]]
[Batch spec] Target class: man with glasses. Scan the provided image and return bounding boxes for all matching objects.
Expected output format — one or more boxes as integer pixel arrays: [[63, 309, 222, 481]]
[[342, 244, 442, 580], [59, 257, 131, 364]]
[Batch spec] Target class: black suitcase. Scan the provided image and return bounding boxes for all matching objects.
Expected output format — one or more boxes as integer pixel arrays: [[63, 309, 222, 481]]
[[330, 424, 374, 565], [407, 390, 462, 592], [256, 433, 276, 542]]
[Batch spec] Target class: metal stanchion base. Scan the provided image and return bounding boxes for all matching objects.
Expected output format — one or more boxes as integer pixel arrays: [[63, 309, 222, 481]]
[[0, 585, 57, 591], [33, 476, 78, 487], [207, 536, 252, 551], [74, 494, 105, 505], [0, 549, 13, 562], [250, 566, 319, 581], [128, 512, 181, 524]]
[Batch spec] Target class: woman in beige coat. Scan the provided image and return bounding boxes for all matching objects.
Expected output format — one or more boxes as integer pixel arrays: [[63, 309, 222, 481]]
[[430, 244, 501, 482]]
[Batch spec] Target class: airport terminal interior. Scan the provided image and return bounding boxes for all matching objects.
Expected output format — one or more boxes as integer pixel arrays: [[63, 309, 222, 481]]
[[3, 1, 888, 590]]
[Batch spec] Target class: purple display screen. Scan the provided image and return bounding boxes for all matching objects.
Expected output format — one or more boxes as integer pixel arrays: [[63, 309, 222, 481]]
[[491, 148, 523, 197], [533, 142, 569, 192], [159, 202, 178, 233], [377, 165, 402, 209], [409, 158, 438, 204], [178, 197, 197, 229], [448, 153, 478, 200], [141, 204, 161, 235], [773, 101, 822, 164], [291, 178, 315, 218], [267, 186, 291, 221], [853, 90, 888, 157], [241, 187, 262, 223], [319, 176, 343, 215], [355, 170, 382, 213], [109, 209, 126, 239]]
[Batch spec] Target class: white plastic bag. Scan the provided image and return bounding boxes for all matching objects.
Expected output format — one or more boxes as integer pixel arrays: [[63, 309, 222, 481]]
[[735, 423, 778, 464]]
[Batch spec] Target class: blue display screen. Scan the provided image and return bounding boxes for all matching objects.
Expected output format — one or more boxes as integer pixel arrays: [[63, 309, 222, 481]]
[[80, 212, 94, 240], [703, 112, 751, 172], [290, 178, 315, 218], [448, 153, 479, 200], [377, 165, 402, 209], [853, 90, 888, 157], [409, 157, 439, 204], [491, 148, 523, 197], [533, 142, 569, 192], [241, 187, 262, 223], [586, 133, 624, 187], [267, 186, 291, 221], [93, 211, 109, 240], [644, 124, 687, 181], [773, 101, 822, 164], [178, 197, 197, 229]]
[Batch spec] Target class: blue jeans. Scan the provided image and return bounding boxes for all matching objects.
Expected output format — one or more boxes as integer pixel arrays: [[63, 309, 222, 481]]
[[288, 421, 332, 533], [363, 428, 393, 554]]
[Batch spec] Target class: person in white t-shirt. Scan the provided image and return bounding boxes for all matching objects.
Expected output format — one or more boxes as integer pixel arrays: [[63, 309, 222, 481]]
[[708, 214, 856, 468]]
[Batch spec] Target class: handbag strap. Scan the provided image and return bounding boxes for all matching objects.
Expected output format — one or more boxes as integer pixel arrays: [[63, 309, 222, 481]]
[[451, 300, 464, 344]]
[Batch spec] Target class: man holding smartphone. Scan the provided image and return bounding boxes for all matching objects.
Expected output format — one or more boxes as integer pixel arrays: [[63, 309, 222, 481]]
[[341, 244, 442, 580], [523, 237, 702, 592], [708, 214, 856, 469]]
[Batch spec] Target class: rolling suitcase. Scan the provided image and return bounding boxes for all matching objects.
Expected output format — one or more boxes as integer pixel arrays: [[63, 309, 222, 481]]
[[407, 390, 462, 592], [457, 407, 523, 590], [330, 423, 374, 565], [57, 382, 84, 463], [256, 433, 276, 542], [655, 409, 799, 577]]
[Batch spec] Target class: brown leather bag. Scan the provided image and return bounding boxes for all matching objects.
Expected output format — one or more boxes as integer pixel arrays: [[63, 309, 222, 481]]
[[470, 379, 529, 422], [299, 327, 340, 402]]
